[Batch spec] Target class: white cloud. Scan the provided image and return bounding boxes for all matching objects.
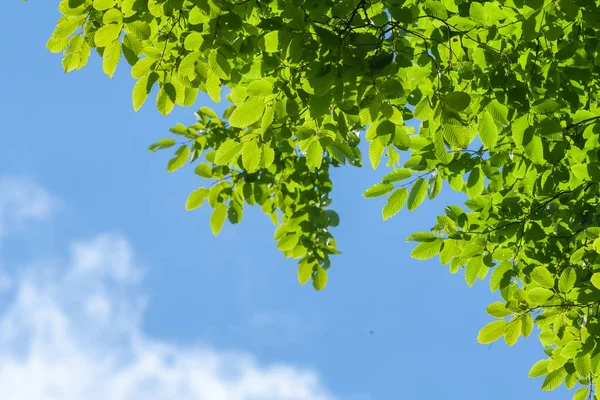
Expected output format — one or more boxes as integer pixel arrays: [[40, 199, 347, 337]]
[[0, 178, 335, 400], [0, 176, 56, 236]]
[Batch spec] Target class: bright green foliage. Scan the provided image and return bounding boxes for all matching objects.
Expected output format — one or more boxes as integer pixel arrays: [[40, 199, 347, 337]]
[[43, 0, 600, 395]]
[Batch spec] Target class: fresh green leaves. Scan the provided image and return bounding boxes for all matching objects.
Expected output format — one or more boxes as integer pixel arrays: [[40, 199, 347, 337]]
[[229, 99, 265, 128], [45, 0, 600, 396]]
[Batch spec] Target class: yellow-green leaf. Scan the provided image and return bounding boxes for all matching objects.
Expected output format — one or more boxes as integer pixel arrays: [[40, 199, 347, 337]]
[[528, 359, 549, 378], [369, 138, 384, 169], [93, 0, 116, 10], [591, 272, 600, 289], [95, 23, 122, 48], [558, 268, 576, 293], [156, 83, 177, 116], [214, 139, 242, 165], [132, 73, 157, 111], [312, 266, 328, 290], [229, 98, 265, 128], [382, 188, 408, 221], [102, 40, 121, 78], [298, 261, 313, 285], [306, 140, 323, 170], [477, 320, 507, 344], [504, 318, 522, 346], [410, 239, 443, 260], [407, 178, 427, 210], [242, 140, 261, 173], [382, 168, 412, 183], [478, 110, 498, 149], [185, 188, 208, 210], [541, 368, 565, 391], [363, 183, 394, 198], [210, 203, 228, 236], [532, 266, 555, 288], [485, 302, 511, 318], [166, 145, 190, 173]]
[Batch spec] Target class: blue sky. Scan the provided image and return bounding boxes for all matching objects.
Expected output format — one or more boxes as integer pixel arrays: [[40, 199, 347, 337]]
[[0, 2, 567, 399]]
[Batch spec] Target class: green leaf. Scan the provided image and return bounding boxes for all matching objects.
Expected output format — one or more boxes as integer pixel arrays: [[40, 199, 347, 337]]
[[382, 188, 407, 221], [477, 320, 508, 344], [277, 234, 299, 251], [478, 111, 498, 149], [369, 139, 384, 169], [263, 30, 281, 53], [486, 302, 511, 318], [298, 261, 313, 285], [382, 168, 412, 183], [427, 172, 442, 200], [184, 32, 204, 51], [410, 239, 443, 260], [261, 146, 275, 169], [541, 368, 565, 391], [469, 2, 486, 24], [46, 36, 69, 53], [466, 167, 484, 198], [93, 0, 116, 10], [414, 97, 433, 119], [185, 188, 208, 210], [166, 145, 189, 172], [573, 388, 589, 400], [95, 23, 122, 48], [198, 106, 218, 119], [445, 91, 471, 111], [528, 359, 549, 378], [574, 353, 591, 376], [407, 178, 427, 211], [247, 79, 274, 97], [148, 138, 176, 152], [406, 232, 438, 242], [313, 266, 328, 290], [102, 40, 121, 78], [531, 266, 555, 288], [504, 318, 522, 346], [560, 340, 583, 359], [208, 49, 231, 79], [521, 314, 533, 337], [214, 139, 242, 165], [591, 272, 600, 289], [527, 287, 554, 305], [558, 268, 576, 293], [132, 73, 157, 111], [178, 51, 201, 78], [156, 83, 177, 116], [206, 72, 222, 103], [523, 130, 545, 164], [62, 35, 90, 72], [229, 99, 265, 128], [306, 140, 323, 170], [363, 183, 394, 198], [532, 99, 561, 115], [465, 256, 483, 287], [210, 203, 228, 236], [194, 163, 212, 178], [486, 100, 509, 125], [242, 140, 261, 173]]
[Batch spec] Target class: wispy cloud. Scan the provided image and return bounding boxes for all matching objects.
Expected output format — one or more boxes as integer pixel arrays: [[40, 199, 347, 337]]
[[0, 176, 56, 236], [0, 177, 335, 400]]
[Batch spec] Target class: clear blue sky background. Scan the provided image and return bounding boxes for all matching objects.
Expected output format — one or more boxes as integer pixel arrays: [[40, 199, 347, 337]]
[[1, 2, 568, 399]]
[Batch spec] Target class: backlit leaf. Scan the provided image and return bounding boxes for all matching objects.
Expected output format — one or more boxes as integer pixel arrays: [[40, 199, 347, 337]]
[[407, 178, 427, 210], [210, 203, 228, 236], [229, 99, 265, 128], [477, 320, 507, 344]]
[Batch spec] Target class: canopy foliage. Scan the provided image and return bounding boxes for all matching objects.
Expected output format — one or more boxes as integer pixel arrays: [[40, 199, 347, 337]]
[[40, 0, 600, 396]]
